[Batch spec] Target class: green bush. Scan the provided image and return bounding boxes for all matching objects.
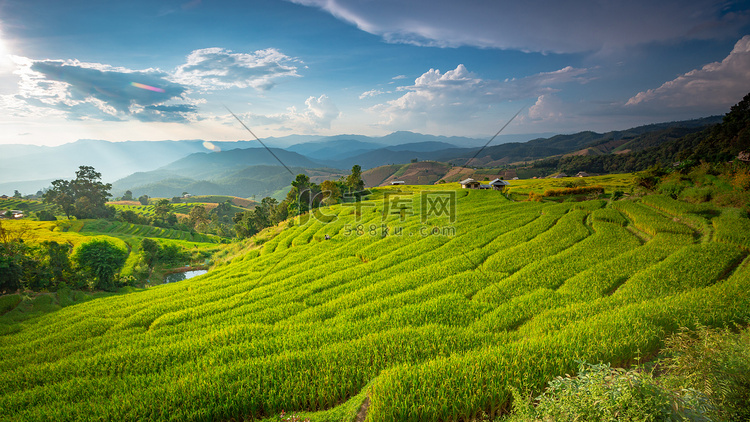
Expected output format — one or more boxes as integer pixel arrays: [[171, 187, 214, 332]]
[[0, 294, 22, 314], [504, 362, 711, 422], [71, 237, 128, 291], [661, 326, 750, 422], [658, 180, 686, 199], [680, 186, 713, 204]]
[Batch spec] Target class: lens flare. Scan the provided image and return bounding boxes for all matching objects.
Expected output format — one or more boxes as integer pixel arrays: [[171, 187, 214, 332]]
[[203, 141, 220, 152], [130, 82, 165, 93]]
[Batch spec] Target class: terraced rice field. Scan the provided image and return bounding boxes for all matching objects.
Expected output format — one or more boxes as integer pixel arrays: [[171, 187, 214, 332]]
[[1, 185, 748, 421], [81, 220, 221, 243]]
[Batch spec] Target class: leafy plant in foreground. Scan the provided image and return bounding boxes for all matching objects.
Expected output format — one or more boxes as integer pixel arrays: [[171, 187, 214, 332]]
[[504, 362, 712, 422]]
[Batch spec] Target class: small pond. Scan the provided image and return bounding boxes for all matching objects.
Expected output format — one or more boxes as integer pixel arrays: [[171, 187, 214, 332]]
[[163, 269, 208, 284]]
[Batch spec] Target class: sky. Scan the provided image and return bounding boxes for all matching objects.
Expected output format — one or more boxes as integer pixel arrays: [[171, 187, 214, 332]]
[[0, 0, 749, 146]]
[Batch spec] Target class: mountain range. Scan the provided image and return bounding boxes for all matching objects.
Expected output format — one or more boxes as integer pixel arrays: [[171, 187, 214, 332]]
[[0, 116, 729, 199]]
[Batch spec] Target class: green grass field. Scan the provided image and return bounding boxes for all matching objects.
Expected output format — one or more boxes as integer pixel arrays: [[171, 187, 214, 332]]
[[1, 181, 749, 422], [0, 198, 57, 214]]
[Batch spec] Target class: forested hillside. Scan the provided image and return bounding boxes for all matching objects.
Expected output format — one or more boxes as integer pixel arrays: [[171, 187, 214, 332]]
[[533, 93, 750, 174]]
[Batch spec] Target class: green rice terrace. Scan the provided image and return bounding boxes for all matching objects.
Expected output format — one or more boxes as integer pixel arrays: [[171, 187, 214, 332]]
[[1, 183, 750, 421]]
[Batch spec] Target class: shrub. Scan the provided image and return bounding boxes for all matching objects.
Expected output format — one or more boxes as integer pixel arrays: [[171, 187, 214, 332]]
[[71, 238, 128, 291], [661, 325, 750, 422], [542, 185, 604, 197], [679, 186, 713, 204], [504, 362, 711, 422]]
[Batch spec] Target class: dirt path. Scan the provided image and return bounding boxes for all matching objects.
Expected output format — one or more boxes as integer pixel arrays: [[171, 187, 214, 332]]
[[355, 396, 370, 422]]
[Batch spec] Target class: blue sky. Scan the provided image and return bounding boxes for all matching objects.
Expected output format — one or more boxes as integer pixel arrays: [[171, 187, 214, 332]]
[[0, 0, 749, 146]]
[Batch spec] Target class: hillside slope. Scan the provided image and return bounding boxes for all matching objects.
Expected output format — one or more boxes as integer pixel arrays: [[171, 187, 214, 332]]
[[1, 183, 749, 421]]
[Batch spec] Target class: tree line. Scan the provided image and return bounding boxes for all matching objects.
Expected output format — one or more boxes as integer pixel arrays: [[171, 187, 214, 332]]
[[0, 222, 130, 294], [531, 92, 750, 176], [232, 165, 365, 239]]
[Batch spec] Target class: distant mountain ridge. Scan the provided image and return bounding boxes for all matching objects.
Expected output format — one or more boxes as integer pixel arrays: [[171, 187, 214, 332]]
[[0, 116, 727, 197]]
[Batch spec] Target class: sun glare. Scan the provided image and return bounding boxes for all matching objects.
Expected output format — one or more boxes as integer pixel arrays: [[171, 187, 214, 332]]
[[0, 25, 14, 73]]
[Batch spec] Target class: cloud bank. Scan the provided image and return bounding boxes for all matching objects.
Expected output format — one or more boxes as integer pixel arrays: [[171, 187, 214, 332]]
[[369, 64, 587, 129], [290, 0, 749, 53], [172, 47, 300, 91], [626, 35, 750, 112], [10, 57, 196, 122], [5, 47, 301, 123], [240, 94, 341, 132]]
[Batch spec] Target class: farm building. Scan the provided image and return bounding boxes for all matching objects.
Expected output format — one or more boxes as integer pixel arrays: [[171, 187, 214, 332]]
[[576, 171, 590, 177], [0, 195, 7, 199], [489, 178, 510, 190], [460, 178, 480, 189], [390, 181, 405, 185], [552, 173, 568, 178]]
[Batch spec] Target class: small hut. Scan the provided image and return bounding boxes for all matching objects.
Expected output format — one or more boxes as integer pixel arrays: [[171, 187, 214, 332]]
[[390, 181, 405, 185], [489, 178, 510, 191], [576, 171, 590, 178], [460, 178, 480, 189]]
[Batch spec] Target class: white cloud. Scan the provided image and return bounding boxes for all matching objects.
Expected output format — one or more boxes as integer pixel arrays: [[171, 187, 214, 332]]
[[527, 94, 565, 121], [369, 64, 587, 129], [172, 47, 300, 91], [625, 35, 750, 111], [359, 89, 385, 99], [392, 75, 406, 80], [239, 94, 340, 132], [5, 56, 197, 122], [288, 0, 749, 53]]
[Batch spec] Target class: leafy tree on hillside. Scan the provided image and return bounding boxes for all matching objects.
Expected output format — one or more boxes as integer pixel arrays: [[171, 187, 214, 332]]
[[44, 166, 114, 219], [0, 220, 28, 294], [153, 199, 173, 220], [286, 174, 321, 216], [13, 190, 21, 198], [122, 190, 133, 201], [36, 210, 57, 221], [138, 195, 149, 205], [188, 205, 210, 231], [140, 238, 160, 268], [71, 238, 127, 291], [319, 180, 342, 205], [24, 241, 74, 290], [118, 209, 148, 225], [346, 164, 365, 193], [44, 179, 75, 219], [232, 197, 281, 239]]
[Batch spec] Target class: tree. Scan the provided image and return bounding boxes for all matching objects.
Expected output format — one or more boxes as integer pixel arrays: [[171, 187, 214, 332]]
[[36, 210, 57, 221], [287, 174, 320, 216], [70, 166, 113, 219], [71, 238, 127, 291], [233, 211, 258, 239], [13, 190, 22, 198], [24, 241, 73, 290], [188, 205, 210, 230], [319, 180, 341, 205], [122, 190, 133, 201], [44, 179, 74, 219], [140, 238, 160, 267], [153, 199, 173, 219], [44, 166, 113, 219], [346, 165, 365, 193], [0, 220, 29, 294], [138, 195, 150, 205]]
